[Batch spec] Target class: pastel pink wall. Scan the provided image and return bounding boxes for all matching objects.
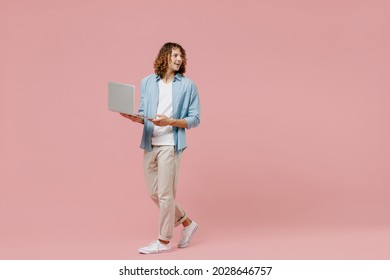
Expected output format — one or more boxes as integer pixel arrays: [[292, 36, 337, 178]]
[[1, 0, 390, 258]]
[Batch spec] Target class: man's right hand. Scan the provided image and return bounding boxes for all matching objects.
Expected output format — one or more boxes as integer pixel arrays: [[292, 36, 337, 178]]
[[120, 113, 144, 124]]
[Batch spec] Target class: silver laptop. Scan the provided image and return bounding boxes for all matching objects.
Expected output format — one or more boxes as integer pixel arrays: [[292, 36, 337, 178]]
[[108, 81, 152, 119]]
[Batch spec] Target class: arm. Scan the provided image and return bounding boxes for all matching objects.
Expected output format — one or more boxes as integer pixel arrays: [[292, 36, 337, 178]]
[[183, 82, 200, 129], [120, 113, 144, 124], [152, 115, 187, 128], [169, 118, 187, 128], [152, 82, 200, 128]]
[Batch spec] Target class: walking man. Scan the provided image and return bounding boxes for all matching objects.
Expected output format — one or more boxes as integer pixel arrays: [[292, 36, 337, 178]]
[[121, 42, 200, 254]]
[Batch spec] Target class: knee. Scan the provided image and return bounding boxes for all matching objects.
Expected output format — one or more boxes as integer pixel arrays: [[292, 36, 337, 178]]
[[158, 194, 174, 208]]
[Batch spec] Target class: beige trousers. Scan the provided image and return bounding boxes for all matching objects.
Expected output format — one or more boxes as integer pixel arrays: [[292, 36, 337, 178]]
[[143, 145, 187, 241]]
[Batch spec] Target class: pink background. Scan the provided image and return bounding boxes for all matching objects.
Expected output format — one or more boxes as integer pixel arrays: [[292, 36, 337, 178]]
[[1, 0, 390, 259]]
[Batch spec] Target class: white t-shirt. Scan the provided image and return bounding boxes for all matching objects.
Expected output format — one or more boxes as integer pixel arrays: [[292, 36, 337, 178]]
[[151, 80, 175, 145]]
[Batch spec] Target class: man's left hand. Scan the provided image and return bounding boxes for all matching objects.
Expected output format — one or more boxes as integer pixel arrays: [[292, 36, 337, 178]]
[[151, 114, 172, 127]]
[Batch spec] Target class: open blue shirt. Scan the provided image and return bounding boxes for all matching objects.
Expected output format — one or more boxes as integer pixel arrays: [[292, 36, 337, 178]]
[[138, 73, 201, 153]]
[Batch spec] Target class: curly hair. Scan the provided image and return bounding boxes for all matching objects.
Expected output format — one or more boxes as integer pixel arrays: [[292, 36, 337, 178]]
[[154, 42, 187, 78]]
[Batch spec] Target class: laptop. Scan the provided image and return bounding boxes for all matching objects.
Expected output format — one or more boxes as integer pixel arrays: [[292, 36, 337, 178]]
[[108, 81, 152, 120]]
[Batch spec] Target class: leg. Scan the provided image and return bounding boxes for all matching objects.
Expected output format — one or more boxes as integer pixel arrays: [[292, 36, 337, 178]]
[[144, 148, 159, 206], [172, 151, 188, 227], [155, 146, 179, 241], [143, 146, 187, 240]]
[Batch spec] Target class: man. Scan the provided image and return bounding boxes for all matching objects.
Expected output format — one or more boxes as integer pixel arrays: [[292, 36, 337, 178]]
[[120, 42, 200, 254]]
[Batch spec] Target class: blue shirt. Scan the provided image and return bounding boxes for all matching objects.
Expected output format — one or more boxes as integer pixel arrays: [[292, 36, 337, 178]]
[[138, 73, 201, 153]]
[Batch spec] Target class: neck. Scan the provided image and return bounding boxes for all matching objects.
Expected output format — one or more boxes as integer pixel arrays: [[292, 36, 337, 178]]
[[162, 71, 175, 83]]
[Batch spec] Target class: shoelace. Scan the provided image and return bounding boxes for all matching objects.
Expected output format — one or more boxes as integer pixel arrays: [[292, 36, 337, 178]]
[[180, 227, 192, 241]]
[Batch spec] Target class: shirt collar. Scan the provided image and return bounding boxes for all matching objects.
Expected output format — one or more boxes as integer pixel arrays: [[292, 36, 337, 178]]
[[155, 73, 183, 82]]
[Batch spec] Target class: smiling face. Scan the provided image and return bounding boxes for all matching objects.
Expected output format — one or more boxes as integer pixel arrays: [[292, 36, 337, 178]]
[[154, 42, 187, 78], [167, 48, 183, 73]]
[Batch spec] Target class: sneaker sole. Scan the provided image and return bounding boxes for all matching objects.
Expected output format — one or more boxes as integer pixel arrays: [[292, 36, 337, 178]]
[[138, 248, 171, 254], [178, 224, 198, 248]]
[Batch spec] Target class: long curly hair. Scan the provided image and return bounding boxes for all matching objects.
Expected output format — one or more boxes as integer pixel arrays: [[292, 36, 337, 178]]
[[154, 42, 187, 78]]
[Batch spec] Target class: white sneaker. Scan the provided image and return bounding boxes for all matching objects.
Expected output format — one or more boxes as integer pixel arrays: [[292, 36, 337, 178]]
[[178, 221, 198, 248], [138, 240, 171, 254]]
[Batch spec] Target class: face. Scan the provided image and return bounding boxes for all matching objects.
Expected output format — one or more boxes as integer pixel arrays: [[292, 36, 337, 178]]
[[168, 48, 183, 73]]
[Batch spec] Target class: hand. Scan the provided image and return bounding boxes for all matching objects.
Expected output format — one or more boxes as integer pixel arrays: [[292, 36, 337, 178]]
[[120, 113, 143, 123], [151, 114, 172, 127]]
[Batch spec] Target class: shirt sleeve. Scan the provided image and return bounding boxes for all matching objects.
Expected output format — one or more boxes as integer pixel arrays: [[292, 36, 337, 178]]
[[138, 78, 146, 116], [184, 82, 201, 129]]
